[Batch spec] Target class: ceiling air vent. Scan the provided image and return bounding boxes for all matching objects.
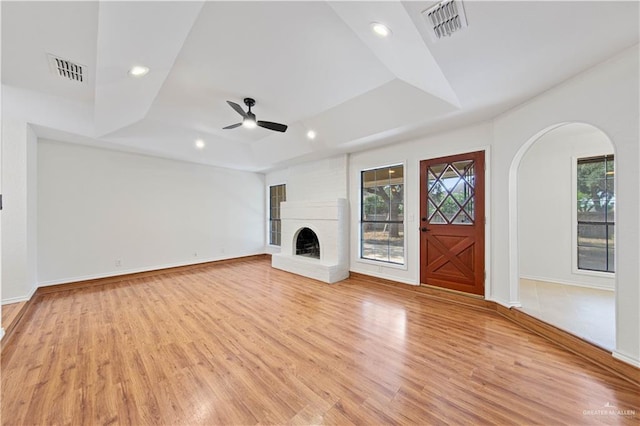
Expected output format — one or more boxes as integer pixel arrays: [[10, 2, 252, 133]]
[[47, 54, 86, 83], [422, 0, 468, 41]]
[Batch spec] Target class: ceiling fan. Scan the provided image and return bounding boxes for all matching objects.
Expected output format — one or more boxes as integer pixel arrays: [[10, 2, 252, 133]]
[[223, 98, 288, 133]]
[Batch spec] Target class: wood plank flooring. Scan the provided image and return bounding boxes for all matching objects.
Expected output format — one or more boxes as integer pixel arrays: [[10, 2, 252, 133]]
[[1, 302, 26, 332], [2, 258, 638, 425]]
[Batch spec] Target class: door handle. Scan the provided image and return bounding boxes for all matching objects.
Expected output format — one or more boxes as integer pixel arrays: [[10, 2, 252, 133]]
[[420, 227, 430, 232]]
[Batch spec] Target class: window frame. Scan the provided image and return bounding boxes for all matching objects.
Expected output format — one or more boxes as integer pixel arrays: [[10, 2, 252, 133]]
[[572, 155, 615, 276], [269, 183, 286, 247], [358, 162, 407, 267]]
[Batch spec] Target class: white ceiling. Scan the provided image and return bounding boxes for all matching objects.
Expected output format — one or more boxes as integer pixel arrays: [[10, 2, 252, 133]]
[[2, 1, 638, 172]]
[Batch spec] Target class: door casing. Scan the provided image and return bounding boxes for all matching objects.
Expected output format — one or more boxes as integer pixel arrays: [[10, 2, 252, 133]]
[[419, 150, 485, 296]]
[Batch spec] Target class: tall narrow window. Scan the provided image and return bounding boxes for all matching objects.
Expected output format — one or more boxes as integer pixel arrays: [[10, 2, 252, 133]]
[[269, 184, 286, 246], [577, 155, 614, 272], [360, 165, 404, 264]]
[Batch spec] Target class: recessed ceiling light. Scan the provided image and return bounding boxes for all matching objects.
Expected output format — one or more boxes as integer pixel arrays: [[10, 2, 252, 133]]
[[371, 22, 392, 38], [195, 139, 205, 149], [306, 130, 317, 140], [129, 65, 149, 77]]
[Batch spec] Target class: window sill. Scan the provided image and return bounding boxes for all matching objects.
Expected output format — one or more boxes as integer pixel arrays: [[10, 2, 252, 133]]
[[356, 257, 408, 271], [572, 268, 615, 279]]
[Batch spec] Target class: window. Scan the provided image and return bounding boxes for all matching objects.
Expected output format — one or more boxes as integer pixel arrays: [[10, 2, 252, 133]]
[[269, 184, 286, 246], [360, 164, 404, 264], [577, 155, 614, 273]]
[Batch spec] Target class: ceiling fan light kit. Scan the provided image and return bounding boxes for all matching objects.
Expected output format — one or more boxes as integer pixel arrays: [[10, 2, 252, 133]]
[[223, 98, 288, 133]]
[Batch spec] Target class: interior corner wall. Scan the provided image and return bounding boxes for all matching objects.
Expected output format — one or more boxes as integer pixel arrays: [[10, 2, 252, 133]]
[[518, 126, 615, 290], [37, 139, 265, 286], [1, 119, 37, 303], [26, 125, 37, 292], [264, 155, 348, 254], [0, 15, 3, 327]]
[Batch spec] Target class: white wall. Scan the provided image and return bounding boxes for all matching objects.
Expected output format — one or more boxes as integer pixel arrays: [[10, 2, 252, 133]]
[[494, 45, 639, 366], [1, 119, 37, 302], [0, 4, 3, 335], [37, 139, 265, 285], [348, 124, 492, 285], [286, 155, 348, 202], [264, 155, 348, 254], [26, 126, 37, 290], [518, 124, 615, 290]]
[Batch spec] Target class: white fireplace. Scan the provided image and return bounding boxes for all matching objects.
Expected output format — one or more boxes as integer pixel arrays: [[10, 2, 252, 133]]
[[271, 199, 349, 283]]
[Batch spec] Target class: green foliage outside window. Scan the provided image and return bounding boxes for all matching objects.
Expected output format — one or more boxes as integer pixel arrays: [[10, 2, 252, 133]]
[[577, 157, 614, 213]]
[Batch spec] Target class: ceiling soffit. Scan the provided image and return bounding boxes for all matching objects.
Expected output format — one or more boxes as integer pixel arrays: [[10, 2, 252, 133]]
[[93, 1, 205, 137], [329, 1, 460, 108], [1, 1, 638, 171]]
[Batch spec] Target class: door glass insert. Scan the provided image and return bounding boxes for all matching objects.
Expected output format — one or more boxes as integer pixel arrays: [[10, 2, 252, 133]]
[[427, 159, 476, 225]]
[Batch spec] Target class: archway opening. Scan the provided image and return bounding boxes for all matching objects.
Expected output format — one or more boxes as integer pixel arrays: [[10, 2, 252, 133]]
[[516, 123, 615, 350]]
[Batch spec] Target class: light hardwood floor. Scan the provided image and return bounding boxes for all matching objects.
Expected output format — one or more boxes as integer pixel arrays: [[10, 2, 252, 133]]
[[2, 258, 638, 425], [1, 301, 26, 333]]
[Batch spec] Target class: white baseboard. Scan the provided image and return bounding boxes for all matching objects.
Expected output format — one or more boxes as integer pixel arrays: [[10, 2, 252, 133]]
[[37, 252, 264, 288], [490, 298, 522, 309], [613, 350, 640, 368], [2, 253, 264, 304], [520, 275, 614, 291], [2, 285, 37, 305], [1, 296, 31, 305]]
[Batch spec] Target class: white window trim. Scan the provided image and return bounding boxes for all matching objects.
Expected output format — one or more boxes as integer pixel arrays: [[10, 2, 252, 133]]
[[571, 156, 615, 277], [267, 182, 286, 248], [356, 256, 408, 270], [357, 161, 408, 269]]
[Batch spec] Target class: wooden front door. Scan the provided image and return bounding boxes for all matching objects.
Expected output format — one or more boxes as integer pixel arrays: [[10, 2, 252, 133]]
[[420, 151, 485, 295]]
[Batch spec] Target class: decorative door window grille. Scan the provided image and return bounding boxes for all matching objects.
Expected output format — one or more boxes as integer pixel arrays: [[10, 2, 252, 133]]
[[427, 160, 475, 225]]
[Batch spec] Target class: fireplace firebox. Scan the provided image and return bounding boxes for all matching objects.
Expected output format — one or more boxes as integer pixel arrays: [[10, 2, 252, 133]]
[[296, 228, 320, 259]]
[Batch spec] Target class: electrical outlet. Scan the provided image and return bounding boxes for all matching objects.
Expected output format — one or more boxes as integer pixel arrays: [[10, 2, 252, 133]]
[[115, 259, 122, 267], [194, 252, 198, 257]]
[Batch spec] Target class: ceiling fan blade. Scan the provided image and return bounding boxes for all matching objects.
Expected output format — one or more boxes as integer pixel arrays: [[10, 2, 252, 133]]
[[227, 101, 248, 118], [258, 121, 288, 133], [223, 122, 243, 129]]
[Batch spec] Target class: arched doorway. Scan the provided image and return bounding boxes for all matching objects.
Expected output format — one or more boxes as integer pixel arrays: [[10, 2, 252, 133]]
[[512, 123, 616, 350]]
